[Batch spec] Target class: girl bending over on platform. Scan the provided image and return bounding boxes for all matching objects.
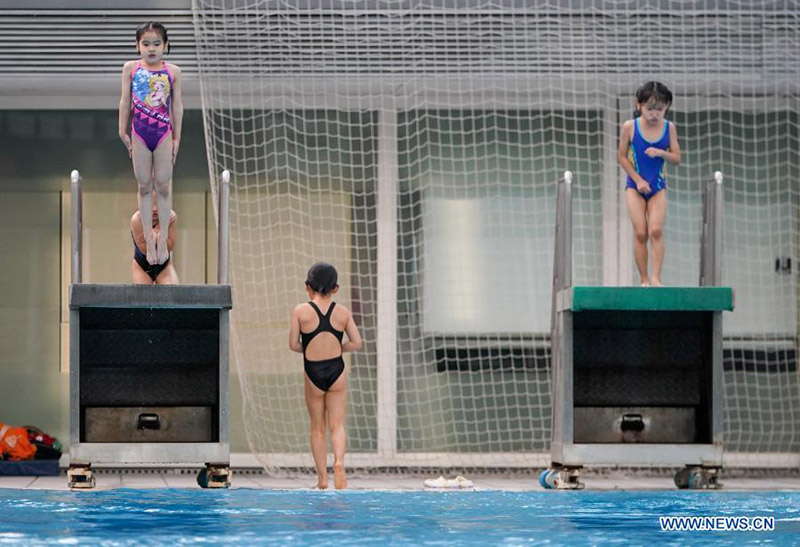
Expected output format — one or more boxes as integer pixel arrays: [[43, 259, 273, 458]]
[[119, 21, 183, 267], [618, 81, 681, 287], [288, 263, 363, 489], [130, 202, 178, 285]]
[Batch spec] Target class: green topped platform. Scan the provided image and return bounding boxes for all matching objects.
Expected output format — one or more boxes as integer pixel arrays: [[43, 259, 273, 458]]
[[546, 174, 729, 488], [558, 286, 734, 313]]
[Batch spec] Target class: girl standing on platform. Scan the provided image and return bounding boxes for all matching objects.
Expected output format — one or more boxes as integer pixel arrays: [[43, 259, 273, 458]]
[[618, 81, 681, 287], [119, 21, 183, 267], [288, 263, 363, 490]]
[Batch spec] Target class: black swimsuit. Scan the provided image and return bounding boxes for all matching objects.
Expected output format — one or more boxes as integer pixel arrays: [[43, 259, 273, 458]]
[[301, 302, 345, 392], [133, 236, 170, 282]]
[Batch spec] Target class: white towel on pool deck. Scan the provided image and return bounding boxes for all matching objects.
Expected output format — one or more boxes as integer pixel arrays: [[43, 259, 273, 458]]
[[423, 475, 474, 489]]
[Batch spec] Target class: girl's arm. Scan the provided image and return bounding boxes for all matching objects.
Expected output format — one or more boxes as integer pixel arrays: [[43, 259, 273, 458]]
[[341, 312, 363, 353], [288, 306, 304, 353], [166, 210, 178, 252], [617, 120, 650, 192], [646, 122, 681, 165], [119, 61, 134, 157], [130, 212, 145, 249], [169, 64, 184, 165]]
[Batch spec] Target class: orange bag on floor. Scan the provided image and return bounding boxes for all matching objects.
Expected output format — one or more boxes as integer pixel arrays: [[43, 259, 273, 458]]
[[0, 423, 37, 461]]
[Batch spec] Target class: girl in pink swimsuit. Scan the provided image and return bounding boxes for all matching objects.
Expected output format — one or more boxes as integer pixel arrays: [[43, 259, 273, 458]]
[[118, 22, 184, 266]]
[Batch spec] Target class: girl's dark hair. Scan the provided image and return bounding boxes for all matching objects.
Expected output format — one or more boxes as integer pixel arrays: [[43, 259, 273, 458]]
[[305, 262, 338, 296], [634, 81, 673, 118], [136, 21, 170, 53]]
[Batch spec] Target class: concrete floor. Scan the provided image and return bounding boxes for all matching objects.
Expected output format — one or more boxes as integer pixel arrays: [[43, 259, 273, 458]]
[[2, 470, 800, 491]]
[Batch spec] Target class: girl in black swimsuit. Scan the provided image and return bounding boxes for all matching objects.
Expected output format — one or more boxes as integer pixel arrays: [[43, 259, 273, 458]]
[[130, 206, 178, 285], [288, 263, 363, 489]]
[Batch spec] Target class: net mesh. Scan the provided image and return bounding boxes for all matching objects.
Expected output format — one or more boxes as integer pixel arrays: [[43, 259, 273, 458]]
[[191, 0, 800, 470]]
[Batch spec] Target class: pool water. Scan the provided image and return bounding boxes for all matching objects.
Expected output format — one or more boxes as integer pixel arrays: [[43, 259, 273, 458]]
[[0, 489, 798, 545]]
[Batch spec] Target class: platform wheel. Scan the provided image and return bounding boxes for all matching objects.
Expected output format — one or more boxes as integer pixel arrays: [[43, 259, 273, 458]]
[[538, 466, 584, 490], [68, 464, 96, 489], [197, 463, 232, 488], [674, 466, 722, 490]]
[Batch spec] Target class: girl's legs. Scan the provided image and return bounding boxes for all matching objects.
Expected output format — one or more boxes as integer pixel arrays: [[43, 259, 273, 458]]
[[131, 260, 153, 285], [131, 138, 156, 264], [646, 190, 667, 286], [155, 263, 180, 285], [625, 189, 650, 286], [325, 372, 348, 489], [152, 139, 174, 265], [304, 376, 329, 489]]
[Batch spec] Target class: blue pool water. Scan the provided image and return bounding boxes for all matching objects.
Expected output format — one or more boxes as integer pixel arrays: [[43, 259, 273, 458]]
[[0, 489, 798, 545]]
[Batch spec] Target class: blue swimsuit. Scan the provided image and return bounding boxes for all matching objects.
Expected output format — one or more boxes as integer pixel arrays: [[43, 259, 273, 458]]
[[301, 302, 345, 392], [626, 118, 670, 200]]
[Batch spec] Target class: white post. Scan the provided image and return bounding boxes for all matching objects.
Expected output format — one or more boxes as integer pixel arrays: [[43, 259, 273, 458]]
[[701, 171, 724, 287], [713, 171, 724, 286], [376, 109, 398, 459], [218, 170, 231, 285], [70, 170, 82, 284]]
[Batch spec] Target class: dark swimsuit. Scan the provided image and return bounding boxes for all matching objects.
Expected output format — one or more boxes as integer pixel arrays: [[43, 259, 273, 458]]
[[133, 236, 170, 282], [301, 302, 345, 392]]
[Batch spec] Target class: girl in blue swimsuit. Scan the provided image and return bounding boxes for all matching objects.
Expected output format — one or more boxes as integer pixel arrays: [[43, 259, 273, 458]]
[[288, 263, 363, 490], [618, 81, 682, 287]]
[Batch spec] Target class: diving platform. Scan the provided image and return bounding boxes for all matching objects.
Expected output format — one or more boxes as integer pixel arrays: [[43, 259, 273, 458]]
[[559, 286, 734, 312], [544, 172, 733, 490], [68, 284, 232, 465], [66, 170, 233, 489]]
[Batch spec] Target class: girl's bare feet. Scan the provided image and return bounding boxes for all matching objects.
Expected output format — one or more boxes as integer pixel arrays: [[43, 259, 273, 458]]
[[640, 279, 650, 287], [333, 462, 347, 490], [315, 476, 328, 490], [651, 278, 662, 287]]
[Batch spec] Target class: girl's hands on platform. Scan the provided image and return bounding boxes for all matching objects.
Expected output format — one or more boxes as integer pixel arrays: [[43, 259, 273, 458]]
[[120, 133, 132, 158]]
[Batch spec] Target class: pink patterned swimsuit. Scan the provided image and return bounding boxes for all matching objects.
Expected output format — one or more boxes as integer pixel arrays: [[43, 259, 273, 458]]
[[130, 61, 173, 152]]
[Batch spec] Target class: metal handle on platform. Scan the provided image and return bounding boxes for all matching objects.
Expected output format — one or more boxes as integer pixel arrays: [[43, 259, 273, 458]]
[[71, 169, 82, 284], [218, 170, 230, 285], [137, 413, 161, 430], [620, 414, 645, 433]]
